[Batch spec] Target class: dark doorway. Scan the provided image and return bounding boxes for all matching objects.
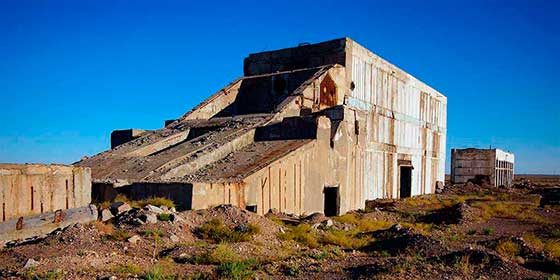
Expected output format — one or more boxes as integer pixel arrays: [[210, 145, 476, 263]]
[[324, 186, 340, 216], [399, 166, 412, 198]]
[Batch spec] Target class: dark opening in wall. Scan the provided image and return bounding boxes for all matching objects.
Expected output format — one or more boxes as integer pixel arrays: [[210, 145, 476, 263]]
[[245, 205, 257, 213], [323, 186, 340, 216], [399, 166, 412, 198]]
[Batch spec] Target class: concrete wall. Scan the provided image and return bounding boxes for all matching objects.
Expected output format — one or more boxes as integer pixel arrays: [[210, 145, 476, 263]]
[[111, 129, 147, 148], [0, 164, 91, 221], [346, 40, 447, 200]]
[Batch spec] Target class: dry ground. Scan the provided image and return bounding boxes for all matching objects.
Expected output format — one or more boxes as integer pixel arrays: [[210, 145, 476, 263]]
[[0, 175, 559, 279]]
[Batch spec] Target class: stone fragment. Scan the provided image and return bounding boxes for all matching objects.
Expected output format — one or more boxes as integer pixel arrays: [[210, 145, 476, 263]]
[[110, 202, 131, 215], [170, 234, 179, 243], [140, 213, 158, 224], [24, 258, 39, 269], [127, 235, 141, 244], [100, 209, 114, 222], [323, 219, 334, 227]]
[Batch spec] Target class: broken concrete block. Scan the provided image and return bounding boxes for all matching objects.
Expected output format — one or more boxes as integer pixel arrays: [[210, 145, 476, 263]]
[[140, 213, 158, 224], [144, 204, 164, 214], [127, 235, 141, 244], [110, 202, 131, 216], [323, 219, 334, 227], [24, 258, 39, 269], [100, 209, 114, 222]]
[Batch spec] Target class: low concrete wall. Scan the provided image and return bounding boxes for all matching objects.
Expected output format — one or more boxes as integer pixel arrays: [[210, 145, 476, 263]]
[[0, 164, 91, 222], [0, 205, 97, 245]]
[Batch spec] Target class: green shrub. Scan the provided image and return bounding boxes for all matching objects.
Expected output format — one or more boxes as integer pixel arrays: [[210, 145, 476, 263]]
[[496, 240, 520, 257], [109, 229, 132, 241], [217, 259, 256, 280], [544, 239, 560, 258], [481, 227, 495, 235], [140, 229, 165, 238], [194, 244, 239, 264], [196, 219, 260, 243], [142, 197, 176, 209], [278, 224, 319, 248], [321, 229, 370, 249], [142, 264, 174, 280], [114, 263, 142, 275], [157, 213, 172, 221]]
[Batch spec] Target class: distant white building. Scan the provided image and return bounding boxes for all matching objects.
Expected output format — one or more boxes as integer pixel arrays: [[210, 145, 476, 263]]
[[450, 148, 515, 187]]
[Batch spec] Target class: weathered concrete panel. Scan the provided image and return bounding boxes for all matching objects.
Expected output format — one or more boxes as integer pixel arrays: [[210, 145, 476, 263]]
[[0, 164, 92, 222]]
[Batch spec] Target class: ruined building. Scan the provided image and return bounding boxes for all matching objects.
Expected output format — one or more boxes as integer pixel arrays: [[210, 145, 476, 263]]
[[77, 38, 447, 216], [450, 148, 515, 187]]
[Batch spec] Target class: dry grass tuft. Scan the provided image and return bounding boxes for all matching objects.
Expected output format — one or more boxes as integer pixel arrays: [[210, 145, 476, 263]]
[[91, 221, 114, 235], [544, 239, 560, 258], [278, 224, 320, 248], [196, 219, 260, 243], [496, 240, 520, 257]]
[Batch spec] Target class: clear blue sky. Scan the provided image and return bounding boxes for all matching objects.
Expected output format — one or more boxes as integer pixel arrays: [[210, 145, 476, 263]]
[[0, 0, 558, 174]]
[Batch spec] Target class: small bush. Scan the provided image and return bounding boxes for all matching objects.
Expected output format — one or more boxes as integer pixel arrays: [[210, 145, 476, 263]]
[[91, 221, 114, 235], [333, 213, 360, 224], [142, 264, 174, 280], [194, 244, 239, 264], [278, 224, 319, 248], [114, 263, 142, 275], [522, 233, 544, 250], [157, 213, 172, 221], [496, 240, 520, 257], [322, 229, 370, 249], [25, 269, 64, 280], [109, 229, 132, 241], [481, 227, 495, 235], [308, 251, 329, 260], [142, 197, 176, 209], [217, 259, 256, 280], [140, 229, 165, 238], [544, 239, 560, 258], [466, 229, 477, 235], [196, 219, 260, 243], [282, 264, 301, 277], [453, 255, 472, 274]]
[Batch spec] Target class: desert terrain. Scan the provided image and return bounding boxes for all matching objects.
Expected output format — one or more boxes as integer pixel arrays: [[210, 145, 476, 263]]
[[1, 175, 558, 280]]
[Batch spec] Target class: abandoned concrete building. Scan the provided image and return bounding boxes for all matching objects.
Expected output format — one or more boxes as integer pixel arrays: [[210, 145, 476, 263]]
[[77, 38, 447, 216], [450, 148, 515, 187]]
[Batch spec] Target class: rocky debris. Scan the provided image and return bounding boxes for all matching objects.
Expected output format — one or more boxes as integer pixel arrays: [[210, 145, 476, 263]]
[[110, 202, 131, 216], [140, 213, 158, 224], [100, 208, 114, 222], [23, 258, 39, 269], [367, 224, 447, 257], [435, 181, 445, 194], [127, 235, 141, 244], [170, 234, 179, 243], [302, 212, 328, 224]]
